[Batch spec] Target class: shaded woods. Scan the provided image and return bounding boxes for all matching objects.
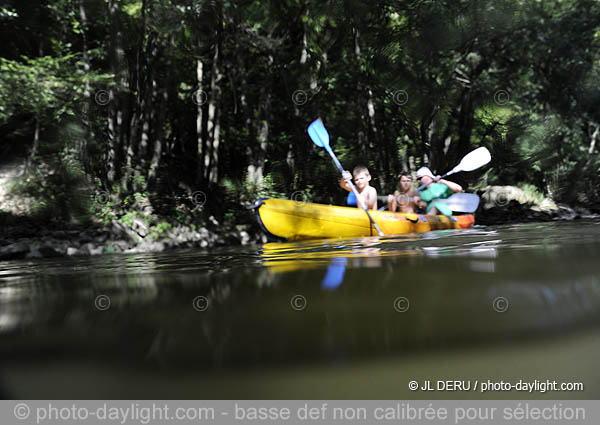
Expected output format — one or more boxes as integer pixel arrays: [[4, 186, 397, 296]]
[[2, 0, 600, 232]]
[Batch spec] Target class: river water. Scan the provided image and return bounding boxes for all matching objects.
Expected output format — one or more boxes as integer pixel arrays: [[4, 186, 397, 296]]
[[1, 220, 600, 399]]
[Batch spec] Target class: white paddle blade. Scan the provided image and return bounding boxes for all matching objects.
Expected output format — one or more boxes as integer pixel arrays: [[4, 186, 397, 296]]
[[435, 193, 480, 213], [452, 147, 491, 173]]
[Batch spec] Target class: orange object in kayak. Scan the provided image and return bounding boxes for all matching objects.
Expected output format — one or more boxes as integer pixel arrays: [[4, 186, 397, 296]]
[[254, 198, 475, 241]]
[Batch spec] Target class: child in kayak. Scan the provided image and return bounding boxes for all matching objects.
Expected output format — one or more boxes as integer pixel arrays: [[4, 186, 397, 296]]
[[340, 165, 378, 210], [416, 166, 462, 216], [387, 173, 419, 213]]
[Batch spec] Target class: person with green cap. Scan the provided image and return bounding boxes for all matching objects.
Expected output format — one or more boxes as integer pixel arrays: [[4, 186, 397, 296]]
[[416, 166, 462, 216]]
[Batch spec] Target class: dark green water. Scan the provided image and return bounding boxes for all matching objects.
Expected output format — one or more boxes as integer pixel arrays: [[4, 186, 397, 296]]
[[1, 220, 600, 399]]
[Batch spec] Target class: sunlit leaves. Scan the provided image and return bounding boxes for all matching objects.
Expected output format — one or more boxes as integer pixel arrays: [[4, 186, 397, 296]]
[[0, 55, 112, 124]]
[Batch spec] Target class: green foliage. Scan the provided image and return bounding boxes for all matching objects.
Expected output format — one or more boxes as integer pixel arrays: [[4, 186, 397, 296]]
[[94, 197, 118, 226], [8, 159, 90, 223], [118, 210, 143, 227], [516, 183, 546, 205], [149, 221, 172, 240], [251, 174, 286, 200], [122, 2, 143, 18], [0, 55, 112, 124], [221, 173, 287, 205], [2, 0, 600, 235], [0, 7, 18, 19], [5, 121, 92, 224], [92, 190, 151, 227]]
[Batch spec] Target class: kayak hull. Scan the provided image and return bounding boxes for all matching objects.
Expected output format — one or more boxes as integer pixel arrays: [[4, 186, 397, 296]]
[[255, 198, 475, 241]]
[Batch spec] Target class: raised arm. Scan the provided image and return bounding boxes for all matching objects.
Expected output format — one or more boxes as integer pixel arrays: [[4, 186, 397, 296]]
[[439, 178, 462, 193], [339, 171, 352, 192]]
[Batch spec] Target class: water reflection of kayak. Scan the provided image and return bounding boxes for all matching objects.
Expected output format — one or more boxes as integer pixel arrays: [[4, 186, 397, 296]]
[[260, 239, 390, 274], [253, 198, 475, 241]]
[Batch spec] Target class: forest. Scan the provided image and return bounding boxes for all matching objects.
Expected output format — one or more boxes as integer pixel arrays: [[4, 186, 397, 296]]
[[1, 0, 600, 234]]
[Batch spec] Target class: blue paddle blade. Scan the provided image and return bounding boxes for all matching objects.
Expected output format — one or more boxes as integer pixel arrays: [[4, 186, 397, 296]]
[[322, 257, 347, 290], [347, 191, 357, 206], [307, 119, 330, 148]]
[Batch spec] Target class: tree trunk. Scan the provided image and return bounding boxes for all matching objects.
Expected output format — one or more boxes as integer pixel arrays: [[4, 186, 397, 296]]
[[196, 58, 205, 183], [288, 15, 312, 187], [107, 0, 128, 186], [452, 89, 475, 170], [149, 34, 175, 188], [147, 79, 163, 187], [79, 0, 91, 170], [138, 7, 153, 174], [247, 55, 273, 188], [26, 120, 40, 173], [588, 123, 599, 155], [419, 105, 436, 167], [353, 26, 368, 157], [206, 37, 222, 184]]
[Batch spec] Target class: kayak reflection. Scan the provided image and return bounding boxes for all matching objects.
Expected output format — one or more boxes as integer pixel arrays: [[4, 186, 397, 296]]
[[260, 236, 419, 275], [260, 233, 502, 290], [261, 238, 391, 290]]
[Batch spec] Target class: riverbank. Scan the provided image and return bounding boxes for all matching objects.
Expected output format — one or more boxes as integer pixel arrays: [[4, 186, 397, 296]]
[[1, 183, 598, 261], [0, 215, 267, 261], [0, 158, 268, 261], [475, 185, 600, 225]]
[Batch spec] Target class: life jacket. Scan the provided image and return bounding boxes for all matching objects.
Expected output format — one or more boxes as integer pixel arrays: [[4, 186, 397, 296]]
[[419, 183, 454, 216]]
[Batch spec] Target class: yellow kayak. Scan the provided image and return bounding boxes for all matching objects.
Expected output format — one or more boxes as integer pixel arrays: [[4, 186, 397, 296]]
[[254, 198, 475, 241]]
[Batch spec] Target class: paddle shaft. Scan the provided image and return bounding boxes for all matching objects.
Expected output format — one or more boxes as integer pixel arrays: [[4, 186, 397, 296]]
[[416, 147, 491, 191], [416, 170, 455, 191], [325, 146, 384, 236], [377, 194, 419, 202]]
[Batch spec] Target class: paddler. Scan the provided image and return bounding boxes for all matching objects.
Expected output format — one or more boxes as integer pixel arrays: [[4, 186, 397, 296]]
[[416, 166, 462, 216], [340, 165, 378, 211], [387, 173, 419, 213]]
